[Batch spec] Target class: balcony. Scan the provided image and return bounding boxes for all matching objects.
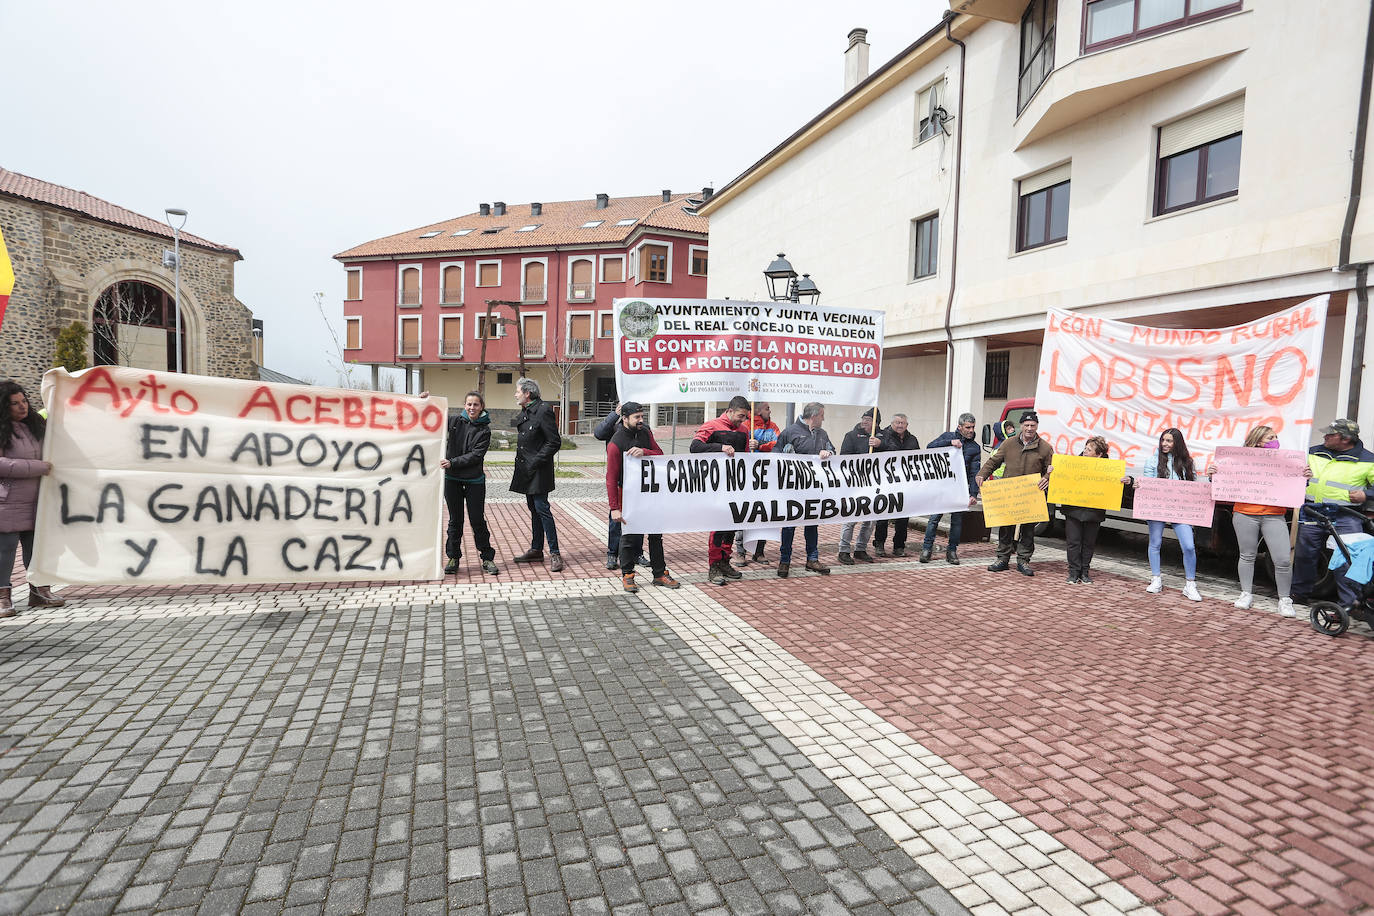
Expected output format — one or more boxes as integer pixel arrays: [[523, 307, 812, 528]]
[[565, 338, 593, 358], [440, 287, 463, 305], [440, 338, 463, 358], [521, 284, 546, 303], [521, 339, 545, 357], [397, 342, 420, 358], [399, 290, 421, 306], [568, 282, 595, 302]]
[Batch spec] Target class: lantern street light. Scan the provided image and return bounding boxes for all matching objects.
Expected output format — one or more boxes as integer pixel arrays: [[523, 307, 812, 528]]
[[762, 253, 820, 304]]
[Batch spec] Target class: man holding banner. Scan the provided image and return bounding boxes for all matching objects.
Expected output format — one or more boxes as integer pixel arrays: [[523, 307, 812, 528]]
[[775, 403, 835, 578], [605, 402, 679, 593], [976, 411, 1053, 576], [691, 396, 754, 586]]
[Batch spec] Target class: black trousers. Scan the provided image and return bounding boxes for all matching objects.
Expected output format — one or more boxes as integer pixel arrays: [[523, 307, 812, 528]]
[[1064, 517, 1101, 577], [873, 517, 909, 550], [996, 523, 1035, 562], [620, 533, 665, 576], [444, 478, 495, 561]]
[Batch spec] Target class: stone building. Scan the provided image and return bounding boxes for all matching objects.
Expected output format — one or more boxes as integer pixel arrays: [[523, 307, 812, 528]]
[[0, 167, 256, 393]]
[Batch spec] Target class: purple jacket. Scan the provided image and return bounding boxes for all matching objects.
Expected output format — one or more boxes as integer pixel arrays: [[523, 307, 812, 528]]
[[0, 425, 46, 532]]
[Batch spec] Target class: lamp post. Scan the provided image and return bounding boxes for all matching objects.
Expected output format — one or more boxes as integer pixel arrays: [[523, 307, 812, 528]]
[[763, 254, 822, 426], [165, 208, 188, 373]]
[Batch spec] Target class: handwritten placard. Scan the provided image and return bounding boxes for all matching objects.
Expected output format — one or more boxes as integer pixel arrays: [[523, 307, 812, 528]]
[[1048, 455, 1127, 511], [1210, 446, 1307, 508], [980, 474, 1050, 527], [1132, 477, 1214, 526]]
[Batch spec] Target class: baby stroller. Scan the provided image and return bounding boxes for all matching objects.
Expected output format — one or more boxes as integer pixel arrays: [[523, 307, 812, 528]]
[[1307, 505, 1374, 636]]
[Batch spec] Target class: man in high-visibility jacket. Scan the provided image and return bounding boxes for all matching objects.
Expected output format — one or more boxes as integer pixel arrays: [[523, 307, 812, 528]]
[[1292, 418, 1374, 607]]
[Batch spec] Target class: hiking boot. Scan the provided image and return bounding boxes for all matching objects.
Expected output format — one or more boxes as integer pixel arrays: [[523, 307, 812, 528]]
[[919, 548, 932, 564], [873, 544, 888, 557], [838, 552, 854, 565], [604, 553, 618, 570], [753, 546, 765, 562], [637, 553, 650, 568], [444, 557, 459, 575], [777, 562, 790, 578], [721, 561, 743, 580], [0, 588, 13, 618], [987, 559, 1010, 572], [550, 554, 565, 573], [482, 560, 499, 575], [622, 573, 638, 593], [892, 547, 906, 558], [945, 547, 959, 565], [736, 551, 749, 567], [514, 549, 545, 563], [805, 559, 830, 575], [652, 572, 681, 589], [708, 563, 728, 586], [1016, 562, 1034, 577], [853, 551, 874, 563], [28, 586, 65, 608]]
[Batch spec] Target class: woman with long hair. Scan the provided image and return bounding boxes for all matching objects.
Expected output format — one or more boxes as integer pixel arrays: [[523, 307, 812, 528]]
[[0, 381, 66, 616], [440, 390, 499, 576], [1130, 427, 1202, 601], [1207, 425, 1311, 617], [1058, 436, 1127, 585]]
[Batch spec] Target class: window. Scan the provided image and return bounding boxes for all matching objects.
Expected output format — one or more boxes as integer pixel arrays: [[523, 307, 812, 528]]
[[453, 229, 474, 236], [440, 316, 462, 357], [522, 260, 546, 302], [569, 259, 594, 301], [419, 230, 441, 239], [522, 314, 545, 357], [1017, 164, 1071, 251], [1019, 0, 1055, 112], [912, 214, 939, 279], [475, 315, 504, 339], [398, 316, 420, 358], [481, 227, 506, 234], [345, 267, 362, 300], [441, 263, 463, 304], [985, 351, 1010, 400], [345, 317, 361, 350], [497, 372, 513, 385], [1155, 97, 1243, 215], [643, 244, 669, 283], [477, 261, 500, 287], [567, 313, 593, 357], [581, 220, 604, 228], [689, 246, 708, 277], [599, 312, 614, 338], [1084, 0, 1241, 52], [616, 218, 637, 226], [398, 265, 421, 306], [517, 224, 540, 232], [601, 256, 624, 283], [916, 81, 945, 143]]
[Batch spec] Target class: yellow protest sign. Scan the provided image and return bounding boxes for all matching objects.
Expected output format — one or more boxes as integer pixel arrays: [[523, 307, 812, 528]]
[[1047, 454, 1126, 511], [0, 227, 13, 328], [980, 474, 1049, 527]]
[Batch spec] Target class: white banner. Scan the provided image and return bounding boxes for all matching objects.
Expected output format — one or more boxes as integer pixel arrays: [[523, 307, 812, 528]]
[[33, 367, 446, 585], [620, 449, 968, 535], [613, 298, 884, 405], [1034, 297, 1328, 471]]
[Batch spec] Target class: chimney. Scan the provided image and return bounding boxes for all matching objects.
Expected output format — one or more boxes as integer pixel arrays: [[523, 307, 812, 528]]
[[596, 193, 609, 209], [844, 28, 870, 92], [479, 203, 490, 216], [531, 202, 542, 216], [662, 189, 672, 202], [493, 201, 506, 216], [701, 187, 714, 201]]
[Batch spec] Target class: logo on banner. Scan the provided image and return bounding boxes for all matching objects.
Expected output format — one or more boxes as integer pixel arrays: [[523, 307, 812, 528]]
[[678, 377, 689, 393], [748, 377, 761, 393], [619, 300, 658, 341]]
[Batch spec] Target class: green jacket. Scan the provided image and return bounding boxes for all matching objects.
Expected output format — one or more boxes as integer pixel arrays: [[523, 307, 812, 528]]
[[1305, 439, 1374, 506]]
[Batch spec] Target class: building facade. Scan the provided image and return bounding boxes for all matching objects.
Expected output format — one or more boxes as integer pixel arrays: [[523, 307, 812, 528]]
[[335, 192, 709, 429], [0, 168, 256, 393], [701, 2, 1374, 443]]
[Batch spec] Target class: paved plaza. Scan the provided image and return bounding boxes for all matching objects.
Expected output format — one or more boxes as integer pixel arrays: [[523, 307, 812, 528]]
[[1, 489, 1372, 915]]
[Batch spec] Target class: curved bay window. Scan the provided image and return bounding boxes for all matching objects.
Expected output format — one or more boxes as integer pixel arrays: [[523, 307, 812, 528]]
[[1019, 0, 1056, 112], [93, 281, 186, 372]]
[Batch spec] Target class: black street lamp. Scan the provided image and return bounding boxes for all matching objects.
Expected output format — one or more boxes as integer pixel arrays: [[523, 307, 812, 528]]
[[763, 253, 820, 304]]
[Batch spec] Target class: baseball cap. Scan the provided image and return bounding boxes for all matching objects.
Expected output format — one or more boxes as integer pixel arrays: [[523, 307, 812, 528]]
[[620, 401, 646, 417], [1323, 419, 1359, 438]]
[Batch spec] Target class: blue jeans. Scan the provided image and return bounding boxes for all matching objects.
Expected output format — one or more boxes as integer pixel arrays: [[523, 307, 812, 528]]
[[779, 526, 819, 563], [607, 513, 621, 557], [1293, 505, 1364, 605], [922, 512, 964, 551], [1147, 520, 1195, 579], [526, 492, 559, 554]]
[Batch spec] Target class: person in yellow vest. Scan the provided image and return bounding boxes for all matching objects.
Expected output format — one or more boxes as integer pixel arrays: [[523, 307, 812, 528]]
[[1292, 419, 1374, 608]]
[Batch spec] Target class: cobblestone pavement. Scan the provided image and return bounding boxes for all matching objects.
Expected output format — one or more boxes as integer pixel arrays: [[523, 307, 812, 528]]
[[1, 495, 1371, 915]]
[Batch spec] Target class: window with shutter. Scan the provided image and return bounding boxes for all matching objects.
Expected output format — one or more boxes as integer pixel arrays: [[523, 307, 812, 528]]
[[1155, 97, 1244, 215], [1017, 165, 1071, 251], [602, 257, 624, 283], [345, 317, 361, 349], [523, 262, 546, 302], [441, 317, 462, 357], [477, 262, 500, 287], [346, 268, 361, 300], [442, 265, 462, 304], [569, 259, 594, 300], [400, 267, 420, 306], [399, 317, 420, 357]]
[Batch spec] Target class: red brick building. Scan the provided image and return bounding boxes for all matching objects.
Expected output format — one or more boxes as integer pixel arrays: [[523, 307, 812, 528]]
[[335, 191, 709, 429]]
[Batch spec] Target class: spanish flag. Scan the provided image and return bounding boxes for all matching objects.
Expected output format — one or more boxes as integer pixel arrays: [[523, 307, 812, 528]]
[[0, 227, 12, 330]]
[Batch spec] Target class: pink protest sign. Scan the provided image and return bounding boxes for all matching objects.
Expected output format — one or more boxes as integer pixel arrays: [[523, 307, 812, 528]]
[[1132, 477, 1214, 526], [1210, 446, 1308, 508]]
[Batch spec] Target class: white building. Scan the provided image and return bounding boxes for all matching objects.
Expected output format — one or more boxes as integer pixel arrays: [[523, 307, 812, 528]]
[[700, 1, 1374, 441]]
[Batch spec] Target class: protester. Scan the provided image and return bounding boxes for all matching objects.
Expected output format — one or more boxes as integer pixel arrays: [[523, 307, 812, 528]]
[[736, 401, 780, 567], [920, 412, 981, 565], [605, 402, 680, 592], [440, 391, 499, 576], [1292, 418, 1374, 608], [1128, 427, 1201, 600], [837, 409, 883, 564], [690, 396, 753, 585], [0, 381, 65, 616], [510, 377, 564, 572], [594, 404, 648, 571], [873, 413, 921, 557], [1207, 425, 1311, 617], [1054, 436, 1125, 585], [975, 410, 1052, 576], [776, 402, 835, 577]]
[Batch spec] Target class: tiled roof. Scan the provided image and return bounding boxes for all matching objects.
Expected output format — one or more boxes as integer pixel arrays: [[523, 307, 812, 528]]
[[258, 366, 309, 385], [335, 193, 709, 260], [0, 167, 242, 257]]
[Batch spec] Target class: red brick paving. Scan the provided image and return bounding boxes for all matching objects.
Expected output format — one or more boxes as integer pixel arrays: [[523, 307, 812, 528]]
[[710, 558, 1374, 915]]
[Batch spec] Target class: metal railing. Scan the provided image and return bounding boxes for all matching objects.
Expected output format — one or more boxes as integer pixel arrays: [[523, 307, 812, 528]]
[[440, 287, 463, 304], [399, 290, 421, 306], [440, 338, 463, 357], [568, 282, 594, 301], [398, 342, 420, 357], [521, 284, 546, 303], [521, 339, 545, 356], [565, 338, 593, 358]]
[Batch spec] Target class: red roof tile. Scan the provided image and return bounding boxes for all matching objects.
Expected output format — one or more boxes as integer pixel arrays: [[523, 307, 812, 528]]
[[0, 167, 241, 257]]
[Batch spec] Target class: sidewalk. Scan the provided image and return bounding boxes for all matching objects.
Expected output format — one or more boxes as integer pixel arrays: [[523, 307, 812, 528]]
[[0, 496, 1370, 915]]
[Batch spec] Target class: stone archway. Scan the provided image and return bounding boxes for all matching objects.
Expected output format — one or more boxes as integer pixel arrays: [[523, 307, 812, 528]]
[[82, 261, 206, 374]]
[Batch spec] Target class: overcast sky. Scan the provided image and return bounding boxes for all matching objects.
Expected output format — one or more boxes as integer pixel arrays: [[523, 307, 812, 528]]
[[4, 0, 948, 384]]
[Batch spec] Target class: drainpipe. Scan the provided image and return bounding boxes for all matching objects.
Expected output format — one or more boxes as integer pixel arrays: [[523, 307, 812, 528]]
[[1339, 2, 1374, 418], [941, 12, 967, 431]]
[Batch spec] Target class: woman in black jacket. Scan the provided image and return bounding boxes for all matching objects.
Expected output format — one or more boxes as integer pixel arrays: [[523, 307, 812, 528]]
[[441, 391, 499, 575]]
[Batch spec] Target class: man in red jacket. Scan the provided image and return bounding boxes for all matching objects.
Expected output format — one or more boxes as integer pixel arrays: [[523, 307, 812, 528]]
[[607, 402, 680, 593], [691, 396, 753, 585]]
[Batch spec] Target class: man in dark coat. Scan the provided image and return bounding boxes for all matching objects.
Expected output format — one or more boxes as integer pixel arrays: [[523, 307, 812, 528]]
[[441, 390, 499, 576], [690, 395, 753, 585], [510, 377, 564, 572], [920, 412, 981, 565], [873, 413, 921, 557], [606, 401, 680, 593], [775, 401, 835, 578]]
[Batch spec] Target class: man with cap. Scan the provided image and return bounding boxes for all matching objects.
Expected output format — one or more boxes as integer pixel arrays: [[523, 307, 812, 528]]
[[691, 396, 754, 585], [606, 402, 680, 593], [975, 410, 1053, 576], [837, 408, 883, 564], [1292, 418, 1374, 607]]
